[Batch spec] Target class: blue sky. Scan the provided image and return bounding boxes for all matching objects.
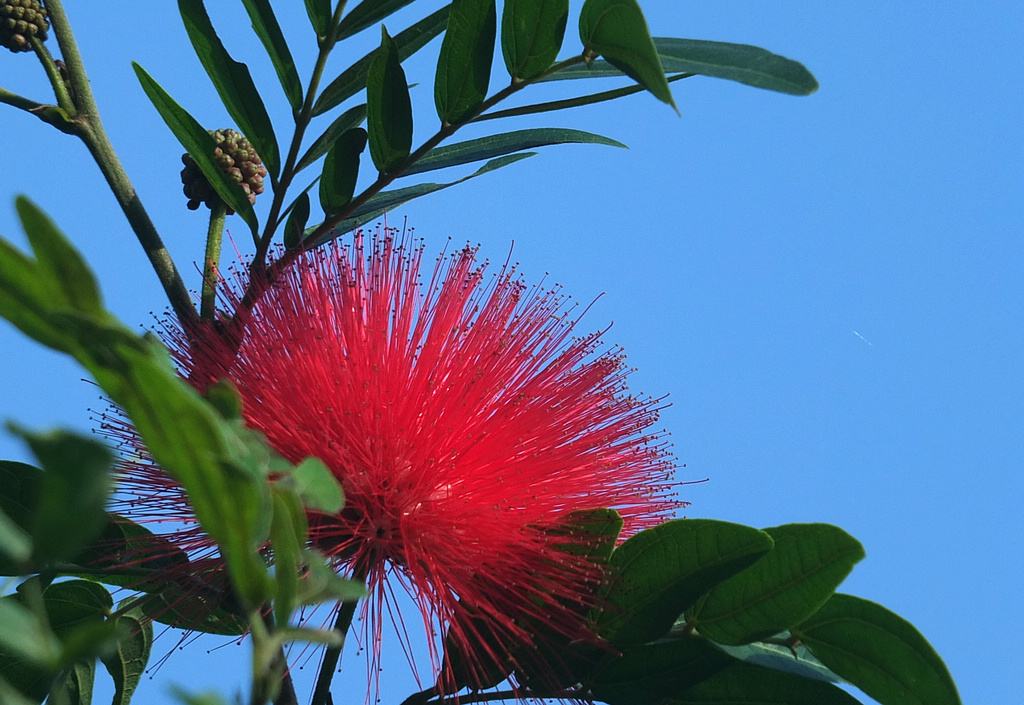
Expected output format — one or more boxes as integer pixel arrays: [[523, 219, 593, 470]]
[[1, 2, 1021, 703]]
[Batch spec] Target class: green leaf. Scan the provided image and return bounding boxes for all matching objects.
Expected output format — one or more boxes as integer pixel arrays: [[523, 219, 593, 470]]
[[241, 0, 303, 112], [476, 72, 693, 122], [69, 516, 190, 593], [297, 103, 367, 173], [0, 675, 37, 705], [47, 660, 94, 705], [0, 509, 29, 564], [15, 197, 102, 315], [319, 128, 367, 215], [270, 489, 302, 627], [132, 64, 258, 234], [337, 0, 415, 40], [669, 658, 863, 705], [291, 458, 345, 514], [578, 0, 675, 108], [42, 580, 113, 639], [299, 550, 366, 605], [313, 152, 536, 244], [592, 637, 733, 705], [284, 192, 312, 250], [367, 27, 413, 173], [792, 594, 961, 705], [501, 0, 568, 80], [178, 0, 280, 177], [548, 507, 622, 562], [8, 426, 111, 566], [545, 37, 817, 96], [405, 127, 624, 176], [434, 0, 497, 123], [304, 0, 331, 38], [689, 523, 865, 645], [710, 638, 840, 684], [597, 519, 774, 647], [314, 6, 450, 116], [0, 596, 61, 666], [0, 239, 69, 353], [141, 588, 247, 636]]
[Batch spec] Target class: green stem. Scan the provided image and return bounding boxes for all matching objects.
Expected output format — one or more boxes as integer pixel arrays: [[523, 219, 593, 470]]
[[29, 36, 75, 113], [201, 203, 227, 321], [252, 0, 348, 270], [0, 85, 45, 112], [43, 0, 198, 330], [310, 597, 360, 705]]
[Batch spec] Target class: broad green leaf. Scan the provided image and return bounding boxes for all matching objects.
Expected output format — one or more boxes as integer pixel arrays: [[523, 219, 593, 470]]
[[0, 508, 29, 565], [547, 507, 621, 562], [337, 0, 415, 40], [441, 601, 511, 691], [47, 660, 94, 705], [0, 239, 68, 352], [203, 379, 243, 420], [597, 519, 774, 647], [296, 103, 367, 173], [313, 6, 450, 116], [178, 0, 280, 176], [710, 638, 840, 684], [0, 675, 36, 705], [689, 524, 865, 645], [291, 457, 345, 513], [304, 0, 332, 38], [299, 550, 367, 605], [793, 594, 961, 705], [545, 37, 817, 96], [320, 128, 367, 215], [8, 426, 111, 566], [313, 152, 536, 244], [669, 658, 863, 705], [270, 489, 302, 627], [501, 0, 568, 80], [132, 64, 258, 234], [284, 192, 311, 250], [592, 637, 733, 705], [405, 127, 624, 176], [434, 0, 496, 123], [367, 28, 412, 173], [0, 596, 61, 665], [241, 0, 303, 112], [69, 516, 190, 593], [476, 73, 692, 122], [141, 588, 247, 636], [42, 580, 113, 638], [578, 0, 674, 108], [15, 197, 102, 315]]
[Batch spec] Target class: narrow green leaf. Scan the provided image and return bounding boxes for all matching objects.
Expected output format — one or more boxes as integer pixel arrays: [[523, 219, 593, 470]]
[[304, 0, 332, 37], [434, 0, 497, 123], [578, 0, 674, 108], [669, 658, 864, 705], [297, 103, 367, 173], [710, 638, 840, 684], [99, 614, 150, 705], [270, 489, 302, 627], [292, 458, 345, 513], [8, 426, 111, 566], [313, 152, 536, 244], [476, 73, 693, 122], [367, 28, 412, 172], [501, 0, 568, 80], [405, 127, 624, 176], [241, 0, 303, 112], [597, 519, 774, 647], [284, 193, 311, 250], [689, 523, 865, 645], [0, 509, 29, 565], [320, 128, 367, 214], [15, 197, 102, 315], [544, 37, 817, 96], [132, 63, 258, 234], [337, 0, 415, 40], [178, 0, 280, 176], [47, 660, 94, 705], [793, 594, 961, 705], [592, 637, 733, 705], [314, 6, 450, 116]]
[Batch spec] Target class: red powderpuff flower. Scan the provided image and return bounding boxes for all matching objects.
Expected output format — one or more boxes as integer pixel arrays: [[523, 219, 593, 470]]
[[108, 229, 680, 691]]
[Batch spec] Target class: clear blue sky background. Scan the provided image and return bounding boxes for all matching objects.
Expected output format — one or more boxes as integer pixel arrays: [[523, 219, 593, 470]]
[[1, 2, 1021, 704]]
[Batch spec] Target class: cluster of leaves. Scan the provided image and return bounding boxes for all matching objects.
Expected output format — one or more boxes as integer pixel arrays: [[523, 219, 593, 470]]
[[0, 199, 362, 704], [443, 512, 960, 705]]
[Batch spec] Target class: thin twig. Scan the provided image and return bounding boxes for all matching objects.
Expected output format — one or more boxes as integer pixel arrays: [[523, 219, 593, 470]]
[[310, 598, 360, 705]]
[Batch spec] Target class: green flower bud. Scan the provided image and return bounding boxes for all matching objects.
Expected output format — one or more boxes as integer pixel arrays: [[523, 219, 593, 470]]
[[180, 129, 267, 214], [0, 0, 49, 53]]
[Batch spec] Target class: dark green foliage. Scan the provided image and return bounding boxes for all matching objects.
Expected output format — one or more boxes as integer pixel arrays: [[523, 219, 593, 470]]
[[367, 27, 412, 172], [501, 0, 569, 80], [434, 0, 497, 123]]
